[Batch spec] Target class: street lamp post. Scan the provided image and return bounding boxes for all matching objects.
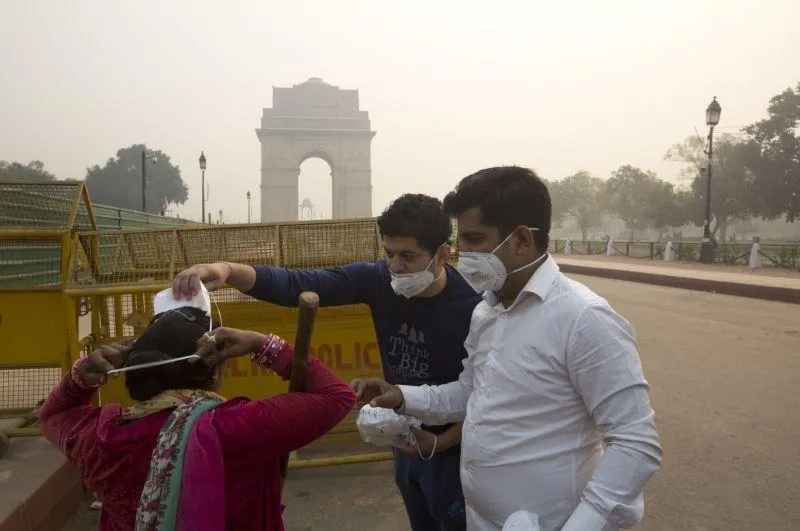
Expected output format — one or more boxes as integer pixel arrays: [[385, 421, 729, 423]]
[[246, 190, 251, 223], [199, 152, 207, 224], [700, 97, 722, 263], [141, 149, 158, 212]]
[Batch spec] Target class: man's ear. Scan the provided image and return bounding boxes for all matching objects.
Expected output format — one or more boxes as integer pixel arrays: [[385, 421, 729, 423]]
[[437, 244, 452, 265], [512, 226, 535, 254]]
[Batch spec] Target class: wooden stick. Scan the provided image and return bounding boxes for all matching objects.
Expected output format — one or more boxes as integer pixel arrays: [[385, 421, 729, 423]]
[[279, 291, 320, 490]]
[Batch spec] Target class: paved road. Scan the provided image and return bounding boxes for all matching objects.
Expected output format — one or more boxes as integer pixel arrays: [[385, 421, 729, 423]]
[[62, 275, 800, 530]]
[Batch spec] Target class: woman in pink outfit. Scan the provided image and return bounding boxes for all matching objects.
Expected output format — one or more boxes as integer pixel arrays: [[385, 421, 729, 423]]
[[39, 307, 355, 531]]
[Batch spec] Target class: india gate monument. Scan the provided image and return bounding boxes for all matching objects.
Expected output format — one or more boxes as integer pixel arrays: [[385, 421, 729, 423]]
[[256, 78, 376, 222]]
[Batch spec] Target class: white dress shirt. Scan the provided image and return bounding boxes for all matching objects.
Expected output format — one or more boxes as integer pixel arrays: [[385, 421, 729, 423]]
[[399, 256, 662, 531]]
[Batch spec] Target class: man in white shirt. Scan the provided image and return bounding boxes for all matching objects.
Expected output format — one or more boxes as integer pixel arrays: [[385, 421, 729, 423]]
[[356, 166, 663, 530]]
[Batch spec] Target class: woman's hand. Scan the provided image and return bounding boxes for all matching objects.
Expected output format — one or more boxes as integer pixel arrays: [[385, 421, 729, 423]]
[[193, 327, 266, 366], [82, 343, 133, 387]]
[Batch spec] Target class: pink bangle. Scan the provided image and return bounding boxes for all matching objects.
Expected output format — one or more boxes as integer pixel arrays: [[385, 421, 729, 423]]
[[251, 334, 287, 368]]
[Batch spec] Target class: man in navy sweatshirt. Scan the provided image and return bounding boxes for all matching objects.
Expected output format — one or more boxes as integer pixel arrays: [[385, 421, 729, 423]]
[[172, 193, 481, 531]]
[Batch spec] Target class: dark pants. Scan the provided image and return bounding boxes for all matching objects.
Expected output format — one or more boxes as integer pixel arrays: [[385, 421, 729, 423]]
[[392, 446, 467, 531]]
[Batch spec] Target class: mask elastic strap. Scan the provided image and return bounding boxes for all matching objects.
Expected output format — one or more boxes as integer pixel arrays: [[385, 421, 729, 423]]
[[507, 251, 548, 276], [488, 227, 542, 257], [431, 242, 450, 279], [209, 290, 223, 331], [106, 353, 200, 376]]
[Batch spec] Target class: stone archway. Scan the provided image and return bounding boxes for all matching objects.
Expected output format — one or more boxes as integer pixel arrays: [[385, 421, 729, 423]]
[[256, 78, 376, 222]]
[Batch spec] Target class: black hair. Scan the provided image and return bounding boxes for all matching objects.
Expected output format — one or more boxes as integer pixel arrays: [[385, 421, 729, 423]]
[[376, 194, 452, 255], [442, 166, 551, 250], [124, 307, 217, 401]]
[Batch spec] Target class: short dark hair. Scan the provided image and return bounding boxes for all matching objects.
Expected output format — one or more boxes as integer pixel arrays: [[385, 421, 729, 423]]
[[377, 194, 452, 255], [442, 166, 551, 249], [124, 307, 217, 401]]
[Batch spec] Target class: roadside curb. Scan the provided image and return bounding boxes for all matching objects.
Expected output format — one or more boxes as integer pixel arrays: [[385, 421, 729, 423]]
[[558, 263, 800, 305]]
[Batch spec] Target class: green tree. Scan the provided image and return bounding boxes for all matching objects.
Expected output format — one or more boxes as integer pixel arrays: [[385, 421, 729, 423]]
[[545, 179, 567, 228], [85, 144, 188, 213], [0, 160, 56, 181], [551, 171, 607, 240], [606, 165, 670, 241], [664, 135, 759, 241], [646, 182, 692, 239], [744, 82, 800, 221]]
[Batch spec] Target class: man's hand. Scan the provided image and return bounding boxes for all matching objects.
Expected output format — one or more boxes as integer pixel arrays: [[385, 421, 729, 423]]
[[192, 327, 266, 366], [82, 343, 133, 387], [172, 263, 231, 300], [350, 377, 404, 410]]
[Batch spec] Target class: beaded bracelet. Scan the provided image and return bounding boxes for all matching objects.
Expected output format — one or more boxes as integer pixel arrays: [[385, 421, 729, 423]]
[[251, 333, 287, 368]]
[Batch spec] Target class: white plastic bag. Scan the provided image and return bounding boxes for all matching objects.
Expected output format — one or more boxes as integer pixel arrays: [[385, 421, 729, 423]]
[[356, 404, 422, 448]]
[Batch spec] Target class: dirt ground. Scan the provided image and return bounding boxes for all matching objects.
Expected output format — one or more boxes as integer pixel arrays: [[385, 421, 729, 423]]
[[61, 274, 800, 530]]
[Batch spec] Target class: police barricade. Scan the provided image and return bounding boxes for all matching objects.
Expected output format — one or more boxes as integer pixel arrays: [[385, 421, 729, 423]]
[[64, 219, 393, 468], [0, 182, 95, 418]]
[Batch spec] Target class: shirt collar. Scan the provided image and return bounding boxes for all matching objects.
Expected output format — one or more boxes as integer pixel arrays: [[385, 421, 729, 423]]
[[483, 254, 559, 307]]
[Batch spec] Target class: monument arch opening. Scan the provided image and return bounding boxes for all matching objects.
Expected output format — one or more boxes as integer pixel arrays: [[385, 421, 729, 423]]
[[256, 78, 376, 222], [298, 155, 333, 220]]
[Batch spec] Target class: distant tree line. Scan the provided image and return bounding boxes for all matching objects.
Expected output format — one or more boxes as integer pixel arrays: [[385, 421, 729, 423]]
[[2, 83, 799, 227], [547, 82, 800, 241], [1, 144, 188, 214]]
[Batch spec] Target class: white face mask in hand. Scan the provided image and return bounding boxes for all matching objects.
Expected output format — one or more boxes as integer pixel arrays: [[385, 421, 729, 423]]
[[152, 281, 223, 334], [457, 227, 547, 294], [153, 281, 212, 319]]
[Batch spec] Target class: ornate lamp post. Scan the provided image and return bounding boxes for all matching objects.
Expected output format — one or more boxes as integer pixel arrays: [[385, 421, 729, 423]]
[[700, 97, 721, 263], [246, 190, 252, 223], [199, 151, 207, 223]]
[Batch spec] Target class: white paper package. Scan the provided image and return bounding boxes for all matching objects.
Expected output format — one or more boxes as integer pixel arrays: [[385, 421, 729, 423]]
[[356, 404, 422, 448]]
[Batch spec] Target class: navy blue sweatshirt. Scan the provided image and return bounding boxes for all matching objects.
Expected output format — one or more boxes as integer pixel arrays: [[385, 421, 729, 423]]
[[247, 261, 481, 414]]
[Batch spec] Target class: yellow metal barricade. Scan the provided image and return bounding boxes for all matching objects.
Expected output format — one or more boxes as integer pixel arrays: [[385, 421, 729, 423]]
[[1, 182, 400, 467], [0, 182, 95, 413]]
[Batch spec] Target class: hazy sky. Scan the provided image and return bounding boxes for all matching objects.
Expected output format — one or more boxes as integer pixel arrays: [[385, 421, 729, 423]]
[[1, 0, 799, 223]]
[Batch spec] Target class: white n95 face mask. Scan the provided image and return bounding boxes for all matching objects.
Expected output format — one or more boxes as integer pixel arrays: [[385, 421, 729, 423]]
[[391, 257, 436, 299], [356, 404, 422, 447], [152, 282, 212, 323], [113, 284, 216, 375], [390, 244, 447, 299], [457, 228, 547, 294], [502, 510, 541, 531]]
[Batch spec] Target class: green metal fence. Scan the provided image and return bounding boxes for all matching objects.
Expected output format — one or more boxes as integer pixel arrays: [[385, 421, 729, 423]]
[[92, 204, 198, 230], [0, 182, 199, 289]]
